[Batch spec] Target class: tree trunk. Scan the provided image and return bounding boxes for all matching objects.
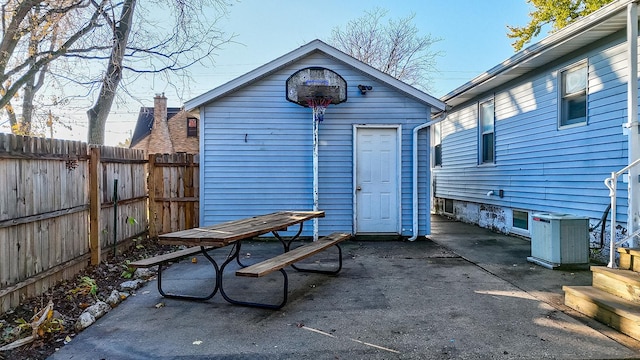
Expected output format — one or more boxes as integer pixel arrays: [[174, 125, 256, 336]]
[[86, 0, 136, 144]]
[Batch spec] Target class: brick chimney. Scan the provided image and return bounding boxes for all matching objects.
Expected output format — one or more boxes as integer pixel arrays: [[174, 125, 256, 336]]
[[147, 93, 174, 154], [153, 93, 167, 129]]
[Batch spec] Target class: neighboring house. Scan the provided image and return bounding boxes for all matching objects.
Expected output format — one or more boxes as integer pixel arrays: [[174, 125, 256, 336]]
[[433, 0, 640, 251], [185, 39, 446, 237], [130, 93, 199, 154]]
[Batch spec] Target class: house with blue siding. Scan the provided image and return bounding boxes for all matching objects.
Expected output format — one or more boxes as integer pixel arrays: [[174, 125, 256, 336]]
[[185, 39, 446, 238], [433, 0, 640, 259]]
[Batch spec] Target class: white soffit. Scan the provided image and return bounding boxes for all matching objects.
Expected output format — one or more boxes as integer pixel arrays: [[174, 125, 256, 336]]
[[442, 0, 633, 107]]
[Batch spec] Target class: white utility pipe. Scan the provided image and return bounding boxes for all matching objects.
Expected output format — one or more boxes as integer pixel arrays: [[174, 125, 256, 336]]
[[626, 2, 639, 249], [408, 111, 447, 241], [312, 114, 319, 241]]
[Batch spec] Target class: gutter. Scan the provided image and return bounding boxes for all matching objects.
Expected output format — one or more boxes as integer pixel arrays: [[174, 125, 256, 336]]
[[408, 109, 448, 241]]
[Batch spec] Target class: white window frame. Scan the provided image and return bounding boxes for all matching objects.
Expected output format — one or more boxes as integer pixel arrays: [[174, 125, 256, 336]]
[[433, 121, 442, 167], [478, 98, 495, 165], [510, 209, 530, 236], [558, 61, 588, 129]]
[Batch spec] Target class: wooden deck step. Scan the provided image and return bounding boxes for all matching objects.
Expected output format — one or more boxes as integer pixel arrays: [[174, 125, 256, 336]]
[[563, 285, 640, 341], [617, 247, 640, 271], [591, 266, 640, 303], [236, 232, 351, 278], [129, 246, 211, 268]]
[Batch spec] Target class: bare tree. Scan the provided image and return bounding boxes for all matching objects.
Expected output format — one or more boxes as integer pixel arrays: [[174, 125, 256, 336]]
[[0, 0, 233, 144], [84, 0, 232, 144], [329, 8, 441, 91], [0, 1, 106, 134]]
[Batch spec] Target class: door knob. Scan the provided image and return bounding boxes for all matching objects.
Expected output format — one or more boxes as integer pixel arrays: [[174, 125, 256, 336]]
[[356, 185, 362, 191]]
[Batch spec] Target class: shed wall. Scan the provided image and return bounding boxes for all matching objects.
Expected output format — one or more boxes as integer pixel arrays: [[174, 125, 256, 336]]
[[200, 52, 432, 236]]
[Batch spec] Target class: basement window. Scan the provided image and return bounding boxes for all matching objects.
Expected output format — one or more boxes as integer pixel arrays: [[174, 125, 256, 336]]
[[512, 209, 529, 233], [444, 198, 454, 214]]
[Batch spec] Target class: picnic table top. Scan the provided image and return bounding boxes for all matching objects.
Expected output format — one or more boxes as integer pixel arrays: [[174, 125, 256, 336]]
[[157, 210, 325, 247]]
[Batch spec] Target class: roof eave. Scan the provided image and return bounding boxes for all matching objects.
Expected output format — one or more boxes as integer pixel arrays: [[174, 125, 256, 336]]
[[441, 0, 636, 107], [185, 39, 446, 112]]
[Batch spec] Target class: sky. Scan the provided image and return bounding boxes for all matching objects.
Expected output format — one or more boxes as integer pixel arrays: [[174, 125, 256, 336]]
[[1, 0, 543, 146]]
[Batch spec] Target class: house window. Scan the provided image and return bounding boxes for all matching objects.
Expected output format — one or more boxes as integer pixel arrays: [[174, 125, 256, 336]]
[[187, 117, 198, 137], [512, 210, 529, 231], [559, 62, 587, 127], [433, 122, 442, 167], [479, 99, 494, 164]]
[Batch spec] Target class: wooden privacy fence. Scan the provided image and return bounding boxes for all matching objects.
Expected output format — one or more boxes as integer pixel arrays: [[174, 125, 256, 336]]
[[148, 153, 199, 237], [0, 134, 176, 314]]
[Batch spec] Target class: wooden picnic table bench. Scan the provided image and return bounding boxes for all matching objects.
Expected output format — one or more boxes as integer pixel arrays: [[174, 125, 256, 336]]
[[136, 211, 350, 309], [129, 246, 218, 301], [236, 232, 351, 277]]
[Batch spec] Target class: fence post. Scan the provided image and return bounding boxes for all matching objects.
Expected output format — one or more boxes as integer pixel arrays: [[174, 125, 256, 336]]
[[185, 153, 195, 229], [89, 147, 101, 265], [148, 153, 158, 238]]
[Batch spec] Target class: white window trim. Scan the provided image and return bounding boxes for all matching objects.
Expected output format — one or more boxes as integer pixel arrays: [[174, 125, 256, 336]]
[[478, 97, 495, 165], [558, 60, 588, 130], [433, 122, 442, 168], [510, 209, 531, 237]]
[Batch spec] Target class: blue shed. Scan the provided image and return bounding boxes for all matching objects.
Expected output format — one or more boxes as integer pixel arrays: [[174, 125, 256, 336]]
[[185, 39, 446, 238]]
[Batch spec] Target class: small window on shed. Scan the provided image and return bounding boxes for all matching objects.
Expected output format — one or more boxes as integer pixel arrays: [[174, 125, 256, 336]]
[[559, 62, 587, 128], [187, 117, 198, 137]]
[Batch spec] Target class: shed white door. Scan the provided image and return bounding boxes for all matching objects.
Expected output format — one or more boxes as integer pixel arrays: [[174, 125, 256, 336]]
[[355, 127, 400, 233]]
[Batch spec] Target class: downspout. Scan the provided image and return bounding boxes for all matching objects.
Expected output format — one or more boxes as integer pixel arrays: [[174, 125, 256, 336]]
[[408, 110, 448, 241], [626, 1, 639, 248]]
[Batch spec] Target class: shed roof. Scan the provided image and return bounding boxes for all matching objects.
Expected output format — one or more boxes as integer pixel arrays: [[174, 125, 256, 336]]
[[185, 39, 446, 112], [441, 0, 636, 108]]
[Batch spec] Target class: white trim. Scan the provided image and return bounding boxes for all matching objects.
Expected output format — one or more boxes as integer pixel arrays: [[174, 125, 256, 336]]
[[627, 1, 639, 248], [442, 0, 636, 108], [198, 106, 206, 226], [352, 124, 403, 234], [557, 60, 589, 130], [510, 209, 531, 237], [478, 97, 495, 165]]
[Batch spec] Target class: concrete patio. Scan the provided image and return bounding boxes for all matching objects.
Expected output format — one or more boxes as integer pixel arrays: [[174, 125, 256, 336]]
[[48, 216, 640, 359]]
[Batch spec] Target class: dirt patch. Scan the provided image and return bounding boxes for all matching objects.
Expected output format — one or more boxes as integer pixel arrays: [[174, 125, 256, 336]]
[[0, 236, 177, 360]]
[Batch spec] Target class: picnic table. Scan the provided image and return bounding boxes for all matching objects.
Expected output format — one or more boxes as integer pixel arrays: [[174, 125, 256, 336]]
[[130, 211, 351, 309]]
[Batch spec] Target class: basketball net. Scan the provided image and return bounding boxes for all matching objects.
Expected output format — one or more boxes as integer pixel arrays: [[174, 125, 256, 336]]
[[306, 97, 333, 122]]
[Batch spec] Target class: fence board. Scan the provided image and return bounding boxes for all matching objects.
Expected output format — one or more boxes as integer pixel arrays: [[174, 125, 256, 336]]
[[0, 134, 199, 315], [149, 153, 199, 236]]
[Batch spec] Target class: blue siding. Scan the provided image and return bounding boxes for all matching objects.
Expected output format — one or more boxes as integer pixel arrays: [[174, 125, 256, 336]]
[[435, 35, 630, 224], [200, 52, 432, 236]]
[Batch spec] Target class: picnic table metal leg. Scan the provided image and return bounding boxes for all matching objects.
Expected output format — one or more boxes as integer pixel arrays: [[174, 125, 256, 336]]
[[275, 223, 343, 275], [290, 244, 343, 275], [272, 222, 304, 251], [157, 247, 220, 301], [218, 241, 288, 310]]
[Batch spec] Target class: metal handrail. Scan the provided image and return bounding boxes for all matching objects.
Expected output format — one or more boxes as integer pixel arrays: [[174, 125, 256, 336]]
[[604, 157, 640, 268]]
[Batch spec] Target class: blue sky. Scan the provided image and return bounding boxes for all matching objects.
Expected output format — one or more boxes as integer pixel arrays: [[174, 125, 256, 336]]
[[187, 0, 538, 99], [3, 0, 542, 145]]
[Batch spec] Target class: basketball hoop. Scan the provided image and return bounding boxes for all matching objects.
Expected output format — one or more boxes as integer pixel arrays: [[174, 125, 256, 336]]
[[285, 67, 347, 241], [306, 97, 333, 122]]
